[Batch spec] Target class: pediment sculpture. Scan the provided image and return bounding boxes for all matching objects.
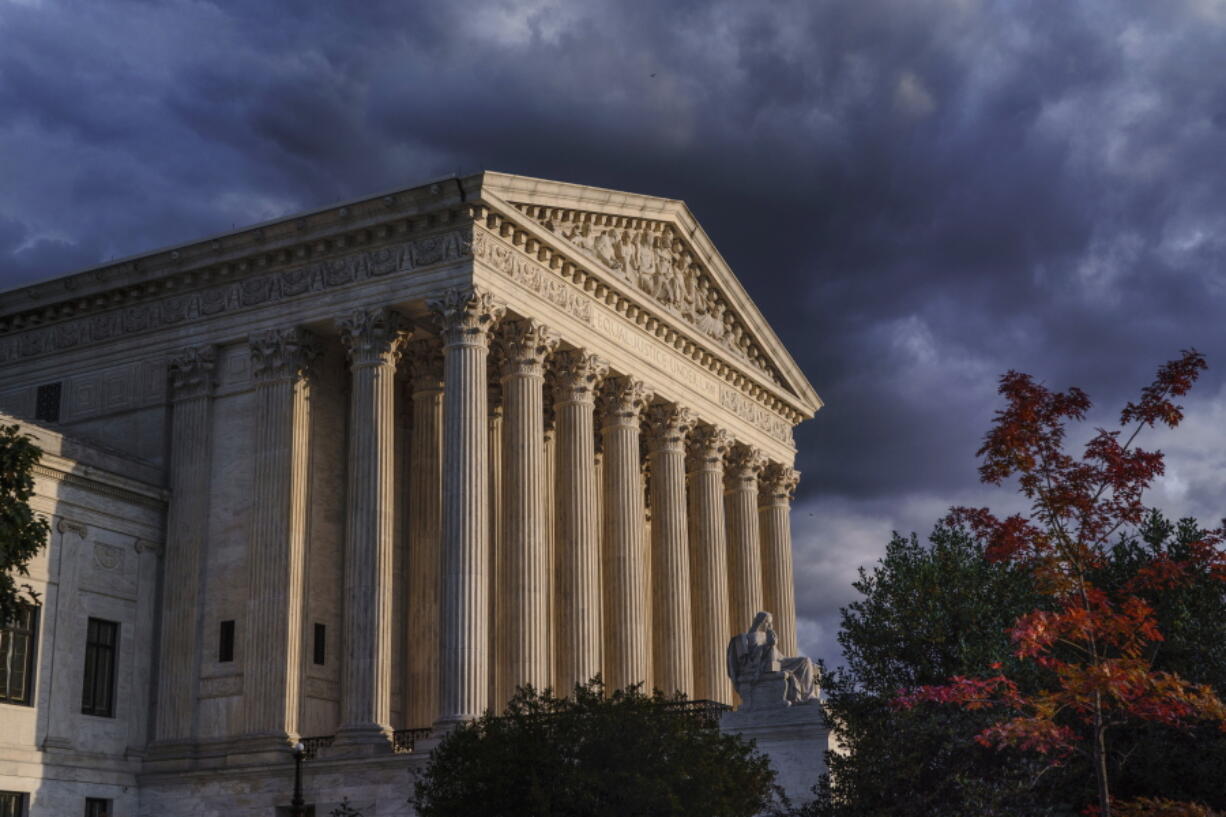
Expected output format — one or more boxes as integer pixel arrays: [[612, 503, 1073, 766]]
[[726, 611, 818, 711]]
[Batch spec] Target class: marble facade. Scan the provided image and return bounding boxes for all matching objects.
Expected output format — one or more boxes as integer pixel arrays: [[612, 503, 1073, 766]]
[[0, 173, 822, 815]]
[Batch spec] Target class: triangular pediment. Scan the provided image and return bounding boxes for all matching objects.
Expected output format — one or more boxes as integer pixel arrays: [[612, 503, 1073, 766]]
[[477, 173, 822, 416]]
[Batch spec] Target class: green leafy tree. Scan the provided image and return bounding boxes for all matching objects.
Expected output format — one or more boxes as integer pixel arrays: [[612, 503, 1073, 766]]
[[412, 678, 782, 817], [810, 515, 1226, 817], [0, 423, 49, 622]]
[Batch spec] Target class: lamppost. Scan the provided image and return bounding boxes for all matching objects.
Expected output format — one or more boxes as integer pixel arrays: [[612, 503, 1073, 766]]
[[290, 741, 306, 817]]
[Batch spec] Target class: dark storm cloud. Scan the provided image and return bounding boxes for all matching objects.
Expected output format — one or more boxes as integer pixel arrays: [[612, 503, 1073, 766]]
[[3, 0, 1225, 663]]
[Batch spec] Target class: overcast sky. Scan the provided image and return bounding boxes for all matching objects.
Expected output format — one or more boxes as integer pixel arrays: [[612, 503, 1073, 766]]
[[2, 0, 1224, 667]]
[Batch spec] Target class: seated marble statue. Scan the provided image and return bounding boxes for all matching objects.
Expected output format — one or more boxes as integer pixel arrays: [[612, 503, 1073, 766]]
[[726, 611, 818, 706]]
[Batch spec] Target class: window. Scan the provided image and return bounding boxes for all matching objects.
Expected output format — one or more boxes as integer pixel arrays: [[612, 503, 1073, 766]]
[[34, 383, 61, 423], [218, 620, 235, 663], [313, 623, 326, 666], [0, 791, 26, 817], [0, 606, 38, 706], [84, 798, 111, 817], [81, 618, 118, 717]]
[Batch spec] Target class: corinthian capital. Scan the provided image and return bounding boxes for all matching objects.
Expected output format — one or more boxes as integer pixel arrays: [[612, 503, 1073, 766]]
[[169, 344, 217, 401], [497, 318, 558, 379], [598, 376, 653, 427], [406, 336, 444, 393], [724, 442, 765, 491], [685, 424, 731, 473], [551, 349, 608, 406], [248, 327, 321, 383], [338, 307, 410, 367], [428, 286, 505, 348], [759, 462, 801, 505], [644, 403, 695, 452]]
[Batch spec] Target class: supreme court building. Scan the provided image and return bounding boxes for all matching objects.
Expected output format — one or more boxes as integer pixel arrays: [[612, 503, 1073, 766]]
[[0, 173, 822, 816]]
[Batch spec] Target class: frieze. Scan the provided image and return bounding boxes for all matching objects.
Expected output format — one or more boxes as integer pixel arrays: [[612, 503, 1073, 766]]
[[473, 230, 593, 323], [93, 542, 125, 572], [719, 386, 793, 445], [0, 230, 471, 364]]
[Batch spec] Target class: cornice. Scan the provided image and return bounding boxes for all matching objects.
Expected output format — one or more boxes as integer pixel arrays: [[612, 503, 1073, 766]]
[[0, 176, 480, 335], [469, 205, 809, 428]]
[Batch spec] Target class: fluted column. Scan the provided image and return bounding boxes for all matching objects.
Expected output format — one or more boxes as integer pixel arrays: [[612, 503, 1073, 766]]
[[725, 443, 766, 635], [432, 287, 504, 726], [645, 404, 696, 697], [495, 319, 557, 708], [552, 349, 608, 693], [760, 463, 801, 657], [406, 337, 444, 729], [336, 308, 409, 746], [686, 425, 733, 704], [242, 328, 319, 747], [543, 398, 557, 683], [153, 345, 216, 747], [487, 382, 503, 710], [598, 377, 652, 692]]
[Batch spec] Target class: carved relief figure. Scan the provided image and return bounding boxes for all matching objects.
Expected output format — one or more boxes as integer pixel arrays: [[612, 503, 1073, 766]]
[[726, 611, 817, 706]]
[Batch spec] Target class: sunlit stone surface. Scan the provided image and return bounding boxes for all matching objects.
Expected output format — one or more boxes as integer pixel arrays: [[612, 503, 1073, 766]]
[[0, 173, 823, 815]]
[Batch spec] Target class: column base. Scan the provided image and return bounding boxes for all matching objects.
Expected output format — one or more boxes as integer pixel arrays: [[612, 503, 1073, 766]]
[[327, 724, 394, 757]]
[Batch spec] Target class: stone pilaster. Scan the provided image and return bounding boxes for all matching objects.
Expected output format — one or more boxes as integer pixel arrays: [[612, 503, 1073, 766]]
[[495, 319, 557, 708], [551, 349, 608, 693], [725, 443, 766, 636], [598, 376, 652, 692], [406, 337, 443, 729], [153, 345, 216, 747], [336, 307, 409, 747], [432, 286, 505, 726], [241, 328, 319, 748], [686, 425, 734, 704], [645, 403, 696, 697], [759, 463, 801, 658]]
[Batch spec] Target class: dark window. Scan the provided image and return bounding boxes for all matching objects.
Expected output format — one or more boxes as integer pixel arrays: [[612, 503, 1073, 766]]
[[218, 620, 235, 663], [81, 618, 118, 717], [313, 623, 326, 666], [84, 798, 111, 817], [0, 606, 38, 706], [0, 791, 26, 817], [34, 383, 61, 423]]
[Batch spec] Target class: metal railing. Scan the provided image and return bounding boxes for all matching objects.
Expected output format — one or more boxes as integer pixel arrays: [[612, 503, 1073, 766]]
[[299, 734, 335, 760], [393, 727, 433, 754]]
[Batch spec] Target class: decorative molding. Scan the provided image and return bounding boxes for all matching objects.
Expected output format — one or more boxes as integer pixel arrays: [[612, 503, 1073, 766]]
[[473, 230, 593, 323], [759, 462, 801, 505], [134, 539, 163, 555], [56, 517, 88, 538], [248, 327, 321, 382], [169, 345, 217, 401], [496, 318, 558, 379], [93, 542, 125, 572], [0, 228, 471, 364], [551, 349, 608, 406], [428, 286, 506, 348], [338, 307, 411, 368], [724, 443, 766, 491], [406, 336, 445, 393], [686, 424, 732, 473], [644, 403, 696, 451], [598, 376, 653, 427], [34, 464, 167, 509]]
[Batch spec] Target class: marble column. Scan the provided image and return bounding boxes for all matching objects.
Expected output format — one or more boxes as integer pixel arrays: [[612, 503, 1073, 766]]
[[598, 376, 652, 692], [486, 381, 503, 710], [552, 349, 608, 693], [495, 319, 557, 708], [725, 443, 766, 636], [336, 307, 409, 746], [760, 463, 802, 658], [432, 286, 504, 726], [645, 403, 696, 697], [542, 397, 557, 683], [405, 337, 443, 729], [686, 425, 733, 704], [153, 345, 216, 746], [242, 328, 319, 747]]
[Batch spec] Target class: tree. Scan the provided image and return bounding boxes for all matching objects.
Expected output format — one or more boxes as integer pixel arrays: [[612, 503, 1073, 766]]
[[897, 351, 1226, 817], [412, 679, 782, 817], [0, 423, 49, 623], [812, 515, 1226, 817]]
